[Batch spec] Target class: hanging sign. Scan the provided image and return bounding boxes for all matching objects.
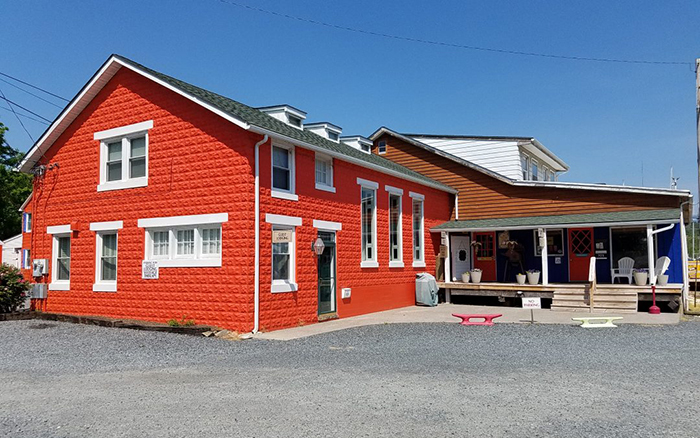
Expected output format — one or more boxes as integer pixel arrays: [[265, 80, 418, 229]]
[[142, 260, 159, 280], [272, 230, 292, 243]]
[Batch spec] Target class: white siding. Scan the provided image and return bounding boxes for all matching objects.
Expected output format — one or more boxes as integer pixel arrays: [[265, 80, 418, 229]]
[[413, 137, 523, 180], [2, 234, 22, 269]]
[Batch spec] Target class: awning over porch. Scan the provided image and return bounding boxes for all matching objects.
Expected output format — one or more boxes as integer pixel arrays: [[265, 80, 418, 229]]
[[431, 209, 680, 232]]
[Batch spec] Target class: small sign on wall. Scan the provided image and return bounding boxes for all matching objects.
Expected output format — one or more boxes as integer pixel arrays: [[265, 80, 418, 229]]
[[142, 260, 159, 279], [341, 288, 351, 299], [272, 230, 292, 243]]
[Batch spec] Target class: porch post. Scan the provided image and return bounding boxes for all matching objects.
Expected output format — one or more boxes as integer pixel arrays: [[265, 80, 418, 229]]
[[540, 228, 549, 285], [646, 224, 656, 285], [444, 232, 451, 304]]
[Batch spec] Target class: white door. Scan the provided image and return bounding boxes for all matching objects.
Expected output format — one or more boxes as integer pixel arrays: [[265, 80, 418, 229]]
[[451, 236, 471, 281]]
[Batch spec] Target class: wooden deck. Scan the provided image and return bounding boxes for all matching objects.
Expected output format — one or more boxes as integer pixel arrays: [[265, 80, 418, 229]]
[[439, 282, 683, 313]]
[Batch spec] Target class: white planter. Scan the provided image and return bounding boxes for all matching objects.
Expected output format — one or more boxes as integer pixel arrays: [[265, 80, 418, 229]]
[[516, 274, 526, 285], [461, 273, 470, 283], [526, 272, 540, 285], [634, 272, 648, 286], [657, 274, 668, 286], [470, 271, 482, 284]]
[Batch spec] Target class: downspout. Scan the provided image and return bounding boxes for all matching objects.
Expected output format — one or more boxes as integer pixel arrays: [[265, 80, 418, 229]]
[[252, 134, 268, 334]]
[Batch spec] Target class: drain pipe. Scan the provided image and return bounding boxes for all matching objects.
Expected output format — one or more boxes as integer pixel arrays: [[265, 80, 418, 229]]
[[252, 134, 268, 334]]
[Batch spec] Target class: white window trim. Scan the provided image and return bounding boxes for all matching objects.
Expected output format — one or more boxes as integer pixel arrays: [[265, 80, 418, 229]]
[[265, 214, 302, 227], [360, 185, 378, 268], [271, 225, 297, 293], [313, 219, 342, 231], [138, 213, 228, 228], [271, 144, 296, 198], [50, 233, 71, 291], [89, 221, 123, 232], [534, 228, 565, 257], [385, 185, 404, 195], [531, 159, 539, 181], [314, 153, 335, 193], [94, 232, 118, 292], [22, 249, 31, 269], [96, 121, 152, 192], [409, 191, 425, 200], [377, 141, 387, 154], [388, 192, 403, 267], [412, 198, 425, 268], [47, 224, 72, 234], [521, 154, 530, 180], [23, 213, 31, 233]]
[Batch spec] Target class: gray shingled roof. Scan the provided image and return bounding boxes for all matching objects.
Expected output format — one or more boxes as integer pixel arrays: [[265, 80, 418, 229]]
[[433, 209, 680, 230], [115, 55, 453, 192]]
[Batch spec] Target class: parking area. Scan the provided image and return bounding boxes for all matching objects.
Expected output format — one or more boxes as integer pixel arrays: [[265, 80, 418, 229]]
[[1, 319, 699, 437]]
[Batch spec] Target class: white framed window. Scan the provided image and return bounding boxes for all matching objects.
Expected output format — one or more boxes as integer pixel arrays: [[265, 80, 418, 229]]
[[377, 141, 387, 154], [94, 232, 118, 292], [95, 120, 152, 192], [271, 226, 296, 293], [411, 193, 425, 267], [288, 115, 302, 128], [50, 234, 71, 290], [328, 131, 340, 142], [534, 229, 565, 257], [521, 154, 530, 180], [531, 160, 539, 181], [389, 192, 403, 267], [272, 145, 297, 200], [315, 154, 335, 192], [139, 213, 228, 268], [22, 249, 31, 269], [361, 186, 377, 267], [23, 212, 31, 233]]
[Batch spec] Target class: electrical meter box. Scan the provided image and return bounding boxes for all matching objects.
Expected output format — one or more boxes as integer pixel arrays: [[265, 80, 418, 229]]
[[32, 259, 48, 277]]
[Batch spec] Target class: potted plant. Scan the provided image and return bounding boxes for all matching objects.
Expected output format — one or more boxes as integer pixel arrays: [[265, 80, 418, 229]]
[[516, 272, 526, 285], [526, 269, 540, 285], [656, 273, 669, 286], [461, 272, 470, 283], [633, 268, 648, 286], [470, 268, 482, 284]]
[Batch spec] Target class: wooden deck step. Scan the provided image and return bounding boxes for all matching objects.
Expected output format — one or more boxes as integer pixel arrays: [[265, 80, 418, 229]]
[[552, 288, 638, 313]]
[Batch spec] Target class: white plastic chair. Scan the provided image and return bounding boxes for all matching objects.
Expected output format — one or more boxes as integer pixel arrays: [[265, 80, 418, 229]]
[[611, 257, 635, 284], [654, 256, 671, 278]]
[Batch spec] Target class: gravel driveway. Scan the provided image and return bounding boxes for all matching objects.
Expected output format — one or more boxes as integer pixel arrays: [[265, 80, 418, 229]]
[[1, 320, 699, 437]]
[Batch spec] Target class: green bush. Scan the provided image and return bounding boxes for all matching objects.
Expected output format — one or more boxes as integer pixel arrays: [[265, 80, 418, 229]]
[[0, 264, 30, 313]]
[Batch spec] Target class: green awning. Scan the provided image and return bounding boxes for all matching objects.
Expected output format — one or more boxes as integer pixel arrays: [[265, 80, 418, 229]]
[[432, 209, 680, 231]]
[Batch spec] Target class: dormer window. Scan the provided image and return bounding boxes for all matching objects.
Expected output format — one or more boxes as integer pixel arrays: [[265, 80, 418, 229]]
[[257, 105, 307, 129], [328, 131, 339, 142], [378, 141, 387, 154], [304, 122, 342, 143], [288, 115, 302, 128]]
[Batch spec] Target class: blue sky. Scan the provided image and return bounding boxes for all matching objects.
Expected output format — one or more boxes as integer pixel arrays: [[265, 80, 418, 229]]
[[2, 1, 699, 208]]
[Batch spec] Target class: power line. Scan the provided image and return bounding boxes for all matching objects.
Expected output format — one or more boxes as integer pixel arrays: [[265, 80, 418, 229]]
[[0, 86, 34, 141], [0, 96, 52, 123], [0, 105, 50, 125], [0, 71, 70, 102], [216, 0, 691, 67], [0, 77, 63, 109]]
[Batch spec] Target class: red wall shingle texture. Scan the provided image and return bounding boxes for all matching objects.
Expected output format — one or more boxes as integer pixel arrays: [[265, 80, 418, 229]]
[[24, 67, 453, 332]]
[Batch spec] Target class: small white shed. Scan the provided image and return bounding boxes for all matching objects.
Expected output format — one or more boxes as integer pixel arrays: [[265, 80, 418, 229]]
[[1, 234, 23, 269]]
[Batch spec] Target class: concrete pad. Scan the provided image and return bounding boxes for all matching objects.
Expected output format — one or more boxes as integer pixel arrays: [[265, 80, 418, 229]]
[[255, 304, 680, 341]]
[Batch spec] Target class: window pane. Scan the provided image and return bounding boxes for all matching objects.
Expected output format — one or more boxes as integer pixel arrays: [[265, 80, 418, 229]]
[[532, 162, 539, 181], [57, 259, 70, 280], [59, 237, 70, 258], [273, 147, 289, 168], [273, 167, 290, 190], [272, 254, 290, 280], [107, 162, 122, 182], [413, 200, 423, 261], [102, 234, 117, 257], [361, 188, 375, 261], [315, 159, 329, 185], [130, 137, 146, 157], [389, 195, 400, 261], [107, 142, 122, 161], [152, 231, 170, 257], [176, 229, 195, 255], [102, 257, 117, 281], [130, 157, 146, 178], [202, 228, 221, 255]]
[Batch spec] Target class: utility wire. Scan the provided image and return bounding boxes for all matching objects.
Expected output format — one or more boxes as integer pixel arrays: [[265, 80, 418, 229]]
[[0, 105, 50, 125], [216, 0, 691, 67], [0, 95, 52, 123], [0, 77, 63, 109], [0, 86, 34, 141], [0, 71, 69, 102]]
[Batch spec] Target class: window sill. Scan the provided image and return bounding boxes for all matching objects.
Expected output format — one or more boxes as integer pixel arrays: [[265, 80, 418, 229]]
[[389, 261, 404, 268], [98, 177, 148, 192], [412, 261, 426, 268], [271, 282, 298, 293], [315, 184, 336, 193], [271, 190, 299, 201], [49, 282, 70, 291], [93, 283, 117, 292], [360, 261, 379, 268], [143, 258, 222, 268]]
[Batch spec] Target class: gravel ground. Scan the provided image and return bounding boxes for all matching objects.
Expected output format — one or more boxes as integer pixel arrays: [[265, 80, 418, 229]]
[[1, 320, 699, 438]]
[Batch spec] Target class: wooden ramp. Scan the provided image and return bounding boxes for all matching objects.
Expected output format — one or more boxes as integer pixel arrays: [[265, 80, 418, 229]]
[[552, 286, 638, 313]]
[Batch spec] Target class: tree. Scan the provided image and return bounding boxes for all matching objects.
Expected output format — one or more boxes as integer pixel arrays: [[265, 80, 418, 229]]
[[0, 122, 32, 241]]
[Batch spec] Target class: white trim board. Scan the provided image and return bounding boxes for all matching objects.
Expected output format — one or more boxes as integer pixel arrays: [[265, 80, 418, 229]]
[[138, 212, 228, 228], [90, 221, 124, 231], [430, 219, 681, 233], [356, 177, 379, 189], [313, 219, 342, 231], [94, 120, 153, 140], [409, 191, 425, 200], [385, 185, 404, 195], [266, 214, 302, 227], [47, 224, 71, 234]]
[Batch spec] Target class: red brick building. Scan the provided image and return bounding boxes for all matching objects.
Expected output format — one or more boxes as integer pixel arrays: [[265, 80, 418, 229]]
[[17, 55, 456, 332]]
